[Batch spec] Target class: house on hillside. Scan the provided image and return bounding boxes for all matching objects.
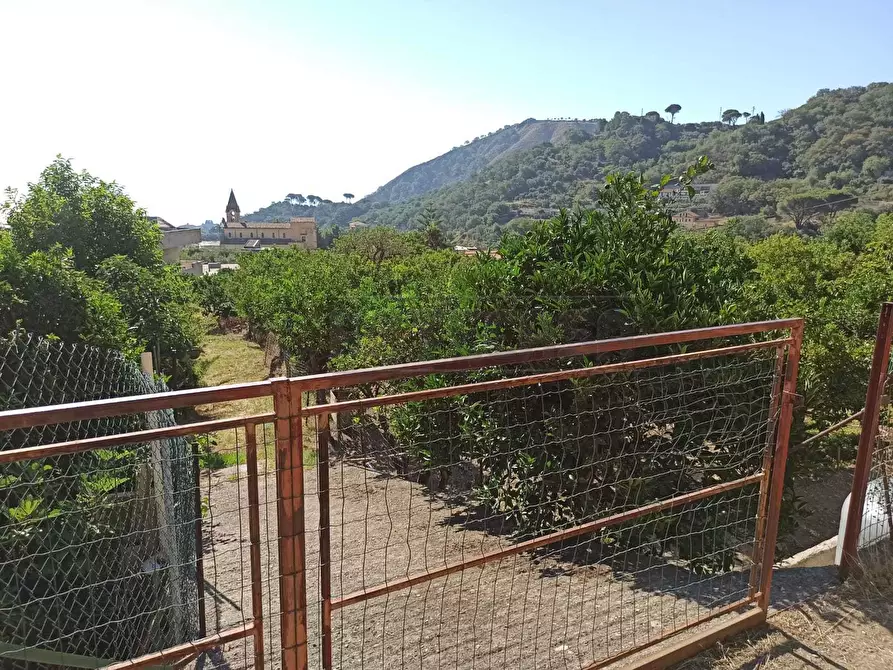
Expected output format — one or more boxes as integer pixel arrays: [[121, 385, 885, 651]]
[[221, 189, 317, 249], [181, 261, 240, 276], [658, 181, 717, 200], [673, 210, 723, 229], [453, 246, 501, 258], [149, 216, 202, 263], [674, 210, 702, 224]]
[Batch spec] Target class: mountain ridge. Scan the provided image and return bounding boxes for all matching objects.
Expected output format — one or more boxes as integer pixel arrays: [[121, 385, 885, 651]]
[[365, 119, 603, 204], [244, 83, 893, 244]]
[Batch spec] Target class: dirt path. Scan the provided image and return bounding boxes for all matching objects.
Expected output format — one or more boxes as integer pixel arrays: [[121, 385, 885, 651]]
[[185, 456, 770, 670], [784, 468, 854, 558], [686, 567, 893, 669]]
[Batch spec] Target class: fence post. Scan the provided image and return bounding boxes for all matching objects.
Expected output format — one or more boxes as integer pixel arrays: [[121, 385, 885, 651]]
[[244, 420, 265, 669], [758, 319, 804, 611], [190, 438, 207, 639], [272, 379, 308, 670], [140, 352, 154, 375], [839, 302, 893, 580], [749, 344, 787, 598], [316, 390, 333, 670]]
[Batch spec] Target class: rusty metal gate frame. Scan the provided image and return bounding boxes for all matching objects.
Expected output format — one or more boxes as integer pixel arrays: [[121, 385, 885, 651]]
[[289, 317, 804, 670], [840, 302, 893, 579], [0, 317, 803, 670]]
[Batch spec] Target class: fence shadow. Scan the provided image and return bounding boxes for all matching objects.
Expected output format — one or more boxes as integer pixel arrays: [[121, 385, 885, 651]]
[[687, 566, 893, 668], [723, 627, 850, 670]]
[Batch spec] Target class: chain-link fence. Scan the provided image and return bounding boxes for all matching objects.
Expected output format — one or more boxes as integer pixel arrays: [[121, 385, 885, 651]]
[[0, 331, 200, 667]]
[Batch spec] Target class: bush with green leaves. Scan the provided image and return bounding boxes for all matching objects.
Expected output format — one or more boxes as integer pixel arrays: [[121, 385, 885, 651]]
[[744, 217, 893, 438], [376, 171, 769, 570], [721, 215, 788, 242], [191, 270, 239, 320], [225, 161, 893, 571], [0, 235, 134, 352], [97, 256, 203, 387], [2, 157, 202, 388]]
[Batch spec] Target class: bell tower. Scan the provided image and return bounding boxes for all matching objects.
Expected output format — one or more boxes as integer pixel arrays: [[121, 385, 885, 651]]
[[226, 189, 241, 224]]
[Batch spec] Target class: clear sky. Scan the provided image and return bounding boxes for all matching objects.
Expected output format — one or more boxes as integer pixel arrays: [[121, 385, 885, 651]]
[[2, 0, 891, 225]]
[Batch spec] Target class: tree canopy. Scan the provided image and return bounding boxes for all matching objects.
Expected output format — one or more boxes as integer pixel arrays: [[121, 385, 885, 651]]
[[722, 109, 742, 126], [665, 104, 681, 123], [780, 188, 852, 232], [1, 157, 202, 387], [6, 157, 162, 271]]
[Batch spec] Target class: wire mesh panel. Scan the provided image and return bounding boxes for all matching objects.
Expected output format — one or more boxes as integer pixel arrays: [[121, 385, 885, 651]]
[[852, 314, 893, 563], [0, 333, 200, 667], [859, 404, 893, 560], [0, 331, 279, 668], [304, 335, 792, 669], [1, 321, 802, 670], [0, 415, 284, 670], [843, 303, 893, 576]]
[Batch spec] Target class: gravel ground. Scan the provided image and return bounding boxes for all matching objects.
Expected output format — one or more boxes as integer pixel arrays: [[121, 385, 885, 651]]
[[687, 564, 893, 669], [180, 456, 773, 670]]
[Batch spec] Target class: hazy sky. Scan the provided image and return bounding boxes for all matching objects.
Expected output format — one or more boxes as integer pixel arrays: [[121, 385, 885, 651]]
[[2, 0, 891, 225]]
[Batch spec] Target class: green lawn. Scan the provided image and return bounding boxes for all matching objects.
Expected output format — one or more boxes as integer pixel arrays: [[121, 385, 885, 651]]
[[194, 330, 316, 466]]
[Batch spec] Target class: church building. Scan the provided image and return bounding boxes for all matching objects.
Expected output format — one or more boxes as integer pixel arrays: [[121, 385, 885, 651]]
[[221, 189, 318, 249]]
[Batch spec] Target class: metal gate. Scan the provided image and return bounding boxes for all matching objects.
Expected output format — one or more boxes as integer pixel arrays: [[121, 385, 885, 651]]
[[294, 318, 803, 669], [0, 318, 802, 669]]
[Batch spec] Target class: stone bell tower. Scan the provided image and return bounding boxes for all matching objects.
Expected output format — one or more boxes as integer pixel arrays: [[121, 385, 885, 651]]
[[225, 189, 241, 224]]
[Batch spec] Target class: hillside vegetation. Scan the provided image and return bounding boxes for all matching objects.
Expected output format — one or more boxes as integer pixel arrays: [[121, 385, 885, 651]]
[[246, 83, 893, 244], [243, 119, 604, 224], [197, 161, 893, 564], [366, 119, 603, 203]]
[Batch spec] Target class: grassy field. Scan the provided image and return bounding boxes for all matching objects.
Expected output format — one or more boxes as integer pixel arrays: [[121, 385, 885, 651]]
[[194, 330, 316, 466], [195, 331, 274, 419]]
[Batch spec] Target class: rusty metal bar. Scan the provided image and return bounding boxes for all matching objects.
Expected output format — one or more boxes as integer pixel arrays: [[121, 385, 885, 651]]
[[840, 302, 893, 580], [0, 381, 273, 431], [758, 319, 804, 609], [0, 413, 275, 464], [244, 420, 265, 670], [302, 339, 791, 418], [190, 439, 207, 639], [290, 319, 800, 392], [602, 606, 766, 670], [749, 344, 787, 597], [332, 472, 763, 610], [789, 408, 865, 455], [0, 320, 798, 431], [170, 652, 201, 669], [100, 622, 255, 669], [272, 379, 308, 670], [882, 461, 893, 542], [315, 390, 334, 670]]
